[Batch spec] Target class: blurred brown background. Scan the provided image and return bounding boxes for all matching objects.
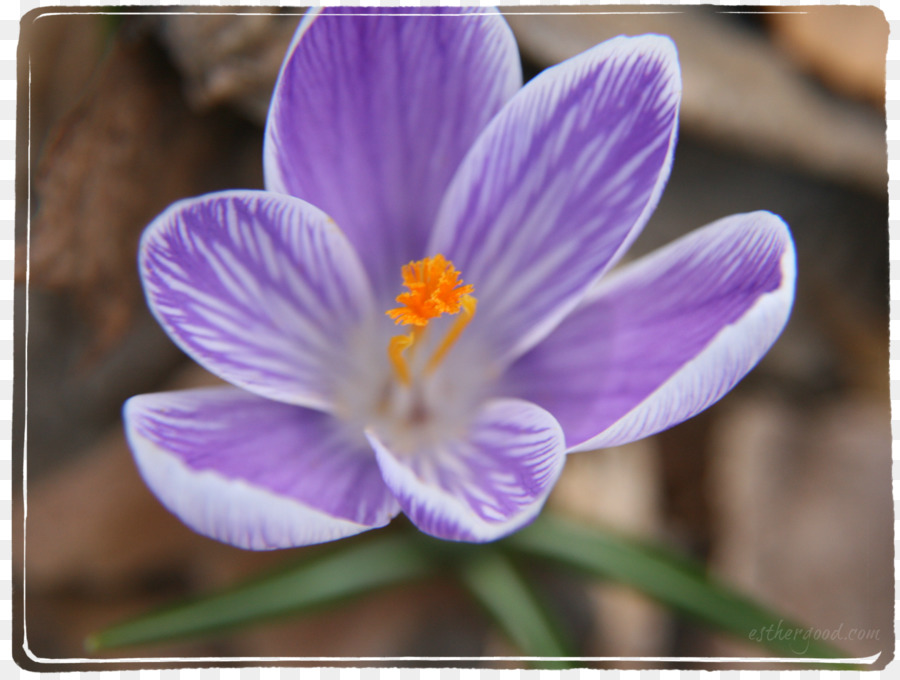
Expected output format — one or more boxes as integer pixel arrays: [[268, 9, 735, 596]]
[[13, 5, 892, 667]]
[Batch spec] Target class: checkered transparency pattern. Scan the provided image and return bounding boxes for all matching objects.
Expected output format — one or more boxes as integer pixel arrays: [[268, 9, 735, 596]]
[[6, 0, 898, 678]]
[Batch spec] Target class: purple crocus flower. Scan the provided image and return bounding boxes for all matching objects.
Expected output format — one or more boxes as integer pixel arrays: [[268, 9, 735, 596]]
[[124, 8, 795, 550]]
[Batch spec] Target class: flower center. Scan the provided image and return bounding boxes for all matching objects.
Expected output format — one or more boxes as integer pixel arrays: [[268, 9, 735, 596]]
[[385, 254, 477, 385]]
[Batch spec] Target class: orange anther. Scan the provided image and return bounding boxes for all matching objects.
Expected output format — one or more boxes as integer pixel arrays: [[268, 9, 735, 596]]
[[386, 254, 474, 327]]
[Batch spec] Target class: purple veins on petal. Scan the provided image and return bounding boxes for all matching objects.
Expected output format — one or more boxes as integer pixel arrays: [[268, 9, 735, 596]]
[[125, 387, 399, 550], [140, 190, 375, 412], [367, 398, 566, 542], [265, 6, 522, 302], [506, 211, 796, 451], [430, 34, 681, 364]]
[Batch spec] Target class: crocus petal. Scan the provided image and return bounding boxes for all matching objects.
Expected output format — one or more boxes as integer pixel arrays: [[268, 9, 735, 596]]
[[124, 387, 399, 550], [505, 211, 796, 451], [430, 34, 681, 364], [367, 399, 566, 542], [140, 190, 374, 411], [264, 7, 522, 301]]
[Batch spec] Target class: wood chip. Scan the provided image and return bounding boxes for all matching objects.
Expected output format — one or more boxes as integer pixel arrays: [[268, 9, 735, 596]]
[[27, 26, 263, 349], [505, 7, 886, 192]]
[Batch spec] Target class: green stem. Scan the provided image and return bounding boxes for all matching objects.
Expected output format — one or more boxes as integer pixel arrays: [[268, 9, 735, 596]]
[[507, 513, 854, 663], [87, 534, 431, 652], [457, 548, 574, 668]]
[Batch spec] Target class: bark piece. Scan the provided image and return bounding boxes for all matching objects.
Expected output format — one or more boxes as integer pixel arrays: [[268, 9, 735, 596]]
[[769, 6, 888, 107], [707, 397, 892, 659], [156, 11, 299, 123], [27, 26, 263, 348], [505, 6, 886, 192]]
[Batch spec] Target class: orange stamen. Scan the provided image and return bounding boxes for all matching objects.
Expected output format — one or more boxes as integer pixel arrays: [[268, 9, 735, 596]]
[[386, 255, 477, 384], [426, 294, 477, 373], [386, 254, 474, 327]]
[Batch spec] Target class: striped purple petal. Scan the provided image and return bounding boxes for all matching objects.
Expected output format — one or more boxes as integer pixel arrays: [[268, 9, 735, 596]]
[[140, 190, 374, 412], [367, 399, 566, 542], [264, 7, 522, 302], [124, 387, 399, 550], [429, 34, 681, 364], [505, 211, 796, 451]]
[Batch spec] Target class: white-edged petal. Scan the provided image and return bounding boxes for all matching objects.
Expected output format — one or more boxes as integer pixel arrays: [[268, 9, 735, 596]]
[[506, 211, 796, 451], [265, 7, 522, 302], [124, 387, 399, 550], [429, 34, 681, 364], [367, 398, 566, 542]]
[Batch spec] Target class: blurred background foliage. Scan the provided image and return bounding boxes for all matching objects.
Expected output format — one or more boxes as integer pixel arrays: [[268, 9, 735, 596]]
[[14, 4, 891, 668]]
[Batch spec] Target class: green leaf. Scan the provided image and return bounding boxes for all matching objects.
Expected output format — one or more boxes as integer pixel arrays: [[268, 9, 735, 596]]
[[87, 533, 432, 652], [457, 549, 574, 668], [506, 513, 853, 662]]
